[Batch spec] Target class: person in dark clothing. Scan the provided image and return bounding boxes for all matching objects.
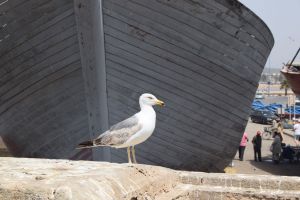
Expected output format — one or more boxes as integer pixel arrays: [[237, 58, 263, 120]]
[[252, 131, 262, 162]]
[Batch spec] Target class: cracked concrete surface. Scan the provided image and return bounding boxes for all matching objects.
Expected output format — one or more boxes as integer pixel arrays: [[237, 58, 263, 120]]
[[0, 157, 300, 199]]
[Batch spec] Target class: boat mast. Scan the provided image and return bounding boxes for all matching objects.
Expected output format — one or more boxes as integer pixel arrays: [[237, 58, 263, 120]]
[[288, 47, 300, 68]]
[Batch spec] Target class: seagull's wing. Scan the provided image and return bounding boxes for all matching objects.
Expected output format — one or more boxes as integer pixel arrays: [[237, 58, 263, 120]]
[[94, 115, 142, 146]]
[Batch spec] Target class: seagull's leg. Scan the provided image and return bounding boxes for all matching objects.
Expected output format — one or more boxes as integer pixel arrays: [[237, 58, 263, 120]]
[[127, 147, 132, 163], [132, 146, 137, 164]]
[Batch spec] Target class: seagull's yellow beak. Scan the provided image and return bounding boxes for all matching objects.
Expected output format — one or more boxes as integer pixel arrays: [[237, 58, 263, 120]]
[[155, 99, 165, 107]]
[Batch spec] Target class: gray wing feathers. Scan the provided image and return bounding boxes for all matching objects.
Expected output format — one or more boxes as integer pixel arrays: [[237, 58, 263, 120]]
[[94, 115, 142, 146], [110, 115, 139, 131]]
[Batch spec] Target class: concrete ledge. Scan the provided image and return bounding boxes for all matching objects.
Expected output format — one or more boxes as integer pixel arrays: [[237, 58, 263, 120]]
[[177, 184, 300, 200], [180, 172, 300, 191], [1, 157, 300, 199], [0, 158, 177, 200]]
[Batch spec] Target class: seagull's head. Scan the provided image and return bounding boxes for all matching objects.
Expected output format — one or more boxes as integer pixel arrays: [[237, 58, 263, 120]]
[[139, 93, 165, 107]]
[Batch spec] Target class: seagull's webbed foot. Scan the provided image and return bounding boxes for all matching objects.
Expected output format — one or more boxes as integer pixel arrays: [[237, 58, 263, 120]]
[[132, 146, 137, 164]]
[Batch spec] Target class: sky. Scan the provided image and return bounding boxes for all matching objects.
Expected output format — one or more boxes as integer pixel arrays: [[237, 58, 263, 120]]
[[239, 0, 300, 69]]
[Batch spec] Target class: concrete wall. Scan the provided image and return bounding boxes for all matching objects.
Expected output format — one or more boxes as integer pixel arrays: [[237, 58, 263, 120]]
[[0, 158, 299, 200]]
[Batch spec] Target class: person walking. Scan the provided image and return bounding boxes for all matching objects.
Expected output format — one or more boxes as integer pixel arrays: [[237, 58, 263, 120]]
[[271, 131, 282, 164], [271, 119, 278, 133], [252, 131, 262, 162], [293, 119, 300, 146], [277, 122, 284, 142], [238, 132, 248, 161]]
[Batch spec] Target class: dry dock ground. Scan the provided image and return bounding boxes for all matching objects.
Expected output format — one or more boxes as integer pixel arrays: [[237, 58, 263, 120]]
[[230, 119, 300, 176]]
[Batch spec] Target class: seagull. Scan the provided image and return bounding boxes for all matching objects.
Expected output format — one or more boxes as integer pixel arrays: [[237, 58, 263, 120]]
[[77, 93, 164, 163]]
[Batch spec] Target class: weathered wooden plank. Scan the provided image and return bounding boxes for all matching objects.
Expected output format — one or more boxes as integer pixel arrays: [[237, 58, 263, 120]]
[[0, 60, 81, 115], [0, 55, 79, 115], [0, 12, 75, 66], [0, 0, 71, 24], [0, 50, 79, 104], [0, 0, 73, 40], [0, 33, 77, 90], [105, 40, 252, 107], [0, 0, 52, 25], [106, 63, 246, 129], [0, 28, 77, 81], [102, 5, 266, 74], [153, 0, 271, 58], [166, 0, 272, 52], [0, 46, 80, 102], [214, 0, 274, 48], [131, 0, 268, 65], [106, 38, 255, 108], [103, 0, 265, 77], [105, 45, 250, 116], [8, 115, 87, 157], [0, 71, 85, 129], [103, 20, 260, 89], [105, 45, 253, 120], [0, 8, 75, 60], [17, 104, 85, 149], [104, 25, 256, 98], [30, 113, 87, 156], [0, 0, 27, 13], [0, 67, 88, 157], [102, 9, 256, 95]]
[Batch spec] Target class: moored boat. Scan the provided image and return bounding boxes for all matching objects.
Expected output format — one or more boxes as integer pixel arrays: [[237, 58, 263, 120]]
[[281, 48, 300, 99], [0, 0, 273, 171]]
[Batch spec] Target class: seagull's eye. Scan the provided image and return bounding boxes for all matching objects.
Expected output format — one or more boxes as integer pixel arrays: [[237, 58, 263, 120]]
[[148, 97, 153, 99]]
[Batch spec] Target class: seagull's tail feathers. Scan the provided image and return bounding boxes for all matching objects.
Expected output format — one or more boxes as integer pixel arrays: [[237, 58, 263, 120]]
[[76, 140, 94, 149], [76, 137, 108, 149]]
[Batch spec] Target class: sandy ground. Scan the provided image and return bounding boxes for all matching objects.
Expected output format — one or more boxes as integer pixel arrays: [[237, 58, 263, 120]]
[[229, 120, 300, 176]]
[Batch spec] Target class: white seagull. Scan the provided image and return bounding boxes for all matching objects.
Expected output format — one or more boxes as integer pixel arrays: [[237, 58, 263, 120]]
[[77, 93, 165, 163]]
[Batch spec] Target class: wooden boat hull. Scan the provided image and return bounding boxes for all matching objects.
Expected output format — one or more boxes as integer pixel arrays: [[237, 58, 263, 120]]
[[281, 70, 300, 99], [0, 0, 273, 171]]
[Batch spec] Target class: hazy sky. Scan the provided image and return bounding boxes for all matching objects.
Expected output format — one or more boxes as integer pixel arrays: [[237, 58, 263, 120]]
[[239, 0, 300, 69]]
